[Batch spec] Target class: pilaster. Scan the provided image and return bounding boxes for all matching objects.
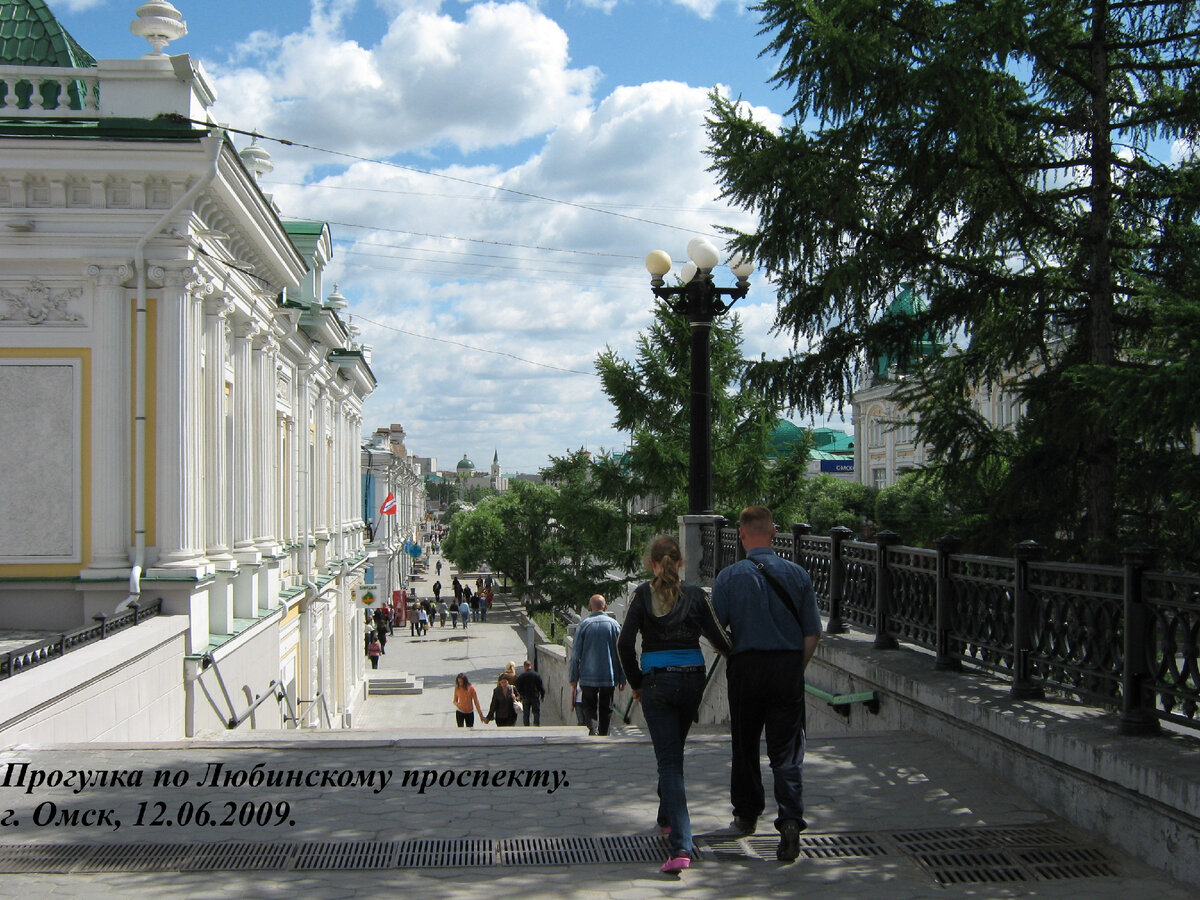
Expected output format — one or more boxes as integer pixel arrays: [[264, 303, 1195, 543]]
[[81, 263, 132, 576]]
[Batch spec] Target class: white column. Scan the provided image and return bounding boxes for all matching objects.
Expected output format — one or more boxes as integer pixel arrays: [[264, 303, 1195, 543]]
[[82, 264, 131, 575], [314, 385, 330, 545], [203, 294, 233, 566], [253, 332, 279, 553], [231, 317, 258, 556], [153, 266, 207, 569]]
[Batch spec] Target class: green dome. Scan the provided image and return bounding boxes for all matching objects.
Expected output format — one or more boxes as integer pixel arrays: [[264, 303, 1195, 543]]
[[456, 455, 475, 472], [872, 284, 942, 380], [0, 0, 96, 67]]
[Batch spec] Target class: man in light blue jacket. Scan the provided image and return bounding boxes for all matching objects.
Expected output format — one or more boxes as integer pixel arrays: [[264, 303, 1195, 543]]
[[569, 594, 626, 735]]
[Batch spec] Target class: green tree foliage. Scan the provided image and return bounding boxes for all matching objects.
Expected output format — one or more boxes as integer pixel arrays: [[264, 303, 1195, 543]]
[[796, 476, 877, 535], [595, 298, 794, 528], [441, 462, 636, 613], [708, 0, 1200, 564]]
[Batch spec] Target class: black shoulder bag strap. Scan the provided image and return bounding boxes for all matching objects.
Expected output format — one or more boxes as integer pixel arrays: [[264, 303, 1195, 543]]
[[749, 559, 807, 633]]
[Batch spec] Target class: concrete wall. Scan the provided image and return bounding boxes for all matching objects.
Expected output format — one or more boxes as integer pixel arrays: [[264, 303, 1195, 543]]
[[0, 617, 188, 744], [188, 617, 284, 736]]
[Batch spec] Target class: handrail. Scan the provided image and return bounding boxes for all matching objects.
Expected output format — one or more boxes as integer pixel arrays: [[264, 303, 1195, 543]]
[[0, 598, 163, 680], [698, 520, 1200, 735]]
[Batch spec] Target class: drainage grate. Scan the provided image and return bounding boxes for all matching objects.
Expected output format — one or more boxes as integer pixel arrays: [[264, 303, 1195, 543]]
[[498, 837, 602, 866], [893, 825, 1119, 886], [395, 838, 494, 868], [597, 834, 670, 863], [186, 841, 295, 870], [0, 824, 1118, 882], [914, 849, 1030, 885], [0, 843, 90, 874], [295, 840, 398, 870], [890, 824, 1073, 852], [1016, 846, 1118, 880], [77, 843, 196, 873], [697, 836, 755, 861]]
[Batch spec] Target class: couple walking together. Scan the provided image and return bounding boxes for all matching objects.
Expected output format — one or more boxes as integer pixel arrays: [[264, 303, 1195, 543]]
[[617, 506, 821, 874]]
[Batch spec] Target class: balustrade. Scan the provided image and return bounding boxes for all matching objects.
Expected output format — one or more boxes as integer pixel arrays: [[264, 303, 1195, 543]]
[[698, 520, 1200, 734]]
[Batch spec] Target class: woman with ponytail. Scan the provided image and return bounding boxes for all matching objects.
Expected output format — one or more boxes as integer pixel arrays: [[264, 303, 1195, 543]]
[[618, 535, 732, 874]]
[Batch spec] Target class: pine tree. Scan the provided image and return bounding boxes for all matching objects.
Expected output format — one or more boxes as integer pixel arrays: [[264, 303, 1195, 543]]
[[708, 0, 1200, 561]]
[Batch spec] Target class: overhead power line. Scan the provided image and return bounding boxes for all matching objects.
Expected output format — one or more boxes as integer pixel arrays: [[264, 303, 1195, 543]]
[[352, 314, 595, 376], [173, 116, 725, 236]]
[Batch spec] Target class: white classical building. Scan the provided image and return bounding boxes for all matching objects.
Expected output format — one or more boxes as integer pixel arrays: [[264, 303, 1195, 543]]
[[0, 1, 376, 740], [851, 286, 1026, 490]]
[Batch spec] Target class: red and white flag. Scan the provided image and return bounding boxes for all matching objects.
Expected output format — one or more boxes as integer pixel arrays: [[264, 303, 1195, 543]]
[[380, 492, 397, 515]]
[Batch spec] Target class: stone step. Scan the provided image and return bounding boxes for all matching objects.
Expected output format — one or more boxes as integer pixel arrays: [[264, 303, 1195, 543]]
[[367, 674, 423, 695]]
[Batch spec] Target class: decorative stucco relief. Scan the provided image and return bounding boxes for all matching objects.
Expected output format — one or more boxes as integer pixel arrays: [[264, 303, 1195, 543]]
[[0, 279, 83, 326]]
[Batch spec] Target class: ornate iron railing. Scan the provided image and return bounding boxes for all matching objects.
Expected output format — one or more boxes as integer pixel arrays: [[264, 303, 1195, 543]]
[[698, 521, 1198, 736], [0, 599, 162, 681]]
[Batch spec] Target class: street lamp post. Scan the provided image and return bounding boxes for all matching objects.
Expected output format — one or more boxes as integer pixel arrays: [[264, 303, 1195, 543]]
[[645, 238, 754, 516]]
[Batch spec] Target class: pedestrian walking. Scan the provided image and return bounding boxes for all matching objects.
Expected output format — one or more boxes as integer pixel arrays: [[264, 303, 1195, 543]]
[[367, 634, 382, 670], [484, 672, 519, 726], [514, 660, 546, 726], [438, 599, 448, 627], [618, 535, 732, 873], [459, 599, 470, 630], [416, 605, 429, 636], [711, 506, 822, 863], [453, 673, 485, 727], [568, 594, 626, 735]]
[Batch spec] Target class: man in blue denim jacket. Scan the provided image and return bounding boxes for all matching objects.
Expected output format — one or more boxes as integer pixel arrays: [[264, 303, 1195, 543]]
[[569, 594, 626, 735], [712, 506, 821, 863]]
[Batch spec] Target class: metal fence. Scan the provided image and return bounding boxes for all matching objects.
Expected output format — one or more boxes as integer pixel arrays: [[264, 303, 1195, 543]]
[[0, 599, 163, 681], [699, 523, 1198, 736]]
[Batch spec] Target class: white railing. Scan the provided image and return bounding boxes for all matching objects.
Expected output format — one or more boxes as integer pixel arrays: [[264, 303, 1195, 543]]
[[0, 65, 100, 117]]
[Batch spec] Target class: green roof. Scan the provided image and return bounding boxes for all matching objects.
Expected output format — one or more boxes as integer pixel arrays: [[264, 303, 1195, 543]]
[[810, 427, 854, 453], [0, 0, 95, 67]]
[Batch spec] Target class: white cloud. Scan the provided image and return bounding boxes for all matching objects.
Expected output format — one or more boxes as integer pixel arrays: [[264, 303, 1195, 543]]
[[56, 0, 107, 11], [207, 2, 598, 157], [204, 4, 788, 472]]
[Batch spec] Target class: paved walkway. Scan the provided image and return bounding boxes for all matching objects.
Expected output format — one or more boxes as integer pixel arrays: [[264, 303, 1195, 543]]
[[0, 551, 1194, 898]]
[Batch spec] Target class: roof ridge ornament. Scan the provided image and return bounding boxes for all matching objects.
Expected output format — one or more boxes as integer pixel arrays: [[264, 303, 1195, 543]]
[[131, 1, 188, 57]]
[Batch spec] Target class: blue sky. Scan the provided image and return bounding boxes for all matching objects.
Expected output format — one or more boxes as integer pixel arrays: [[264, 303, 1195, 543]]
[[55, 0, 842, 474]]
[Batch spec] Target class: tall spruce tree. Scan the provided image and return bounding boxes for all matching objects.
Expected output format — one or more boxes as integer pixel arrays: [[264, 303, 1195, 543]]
[[708, 1, 1200, 562]]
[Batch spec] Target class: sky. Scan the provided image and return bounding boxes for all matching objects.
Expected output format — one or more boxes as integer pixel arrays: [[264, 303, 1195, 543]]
[[56, 0, 848, 474]]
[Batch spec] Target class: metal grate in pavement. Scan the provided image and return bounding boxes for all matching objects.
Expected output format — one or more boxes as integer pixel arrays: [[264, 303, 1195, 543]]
[[76, 842, 195, 873], [1016, 846, 1118, 881], [0, 824, 1118, 883], [766, 832, 889, 860], [499, 837, 602, 866], [0, 843, 89, 873], [913, 849, 1030, 885], [295, 840, 398, 870], [597, 834, 670, 863], [186, 841, 295, 870], [891, 825, 1118, 885], [395, 838, 494, 868]]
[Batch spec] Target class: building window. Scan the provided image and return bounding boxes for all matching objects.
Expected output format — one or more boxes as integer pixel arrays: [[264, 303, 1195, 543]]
[[869, 419, 886, 447], [872, 468, 888, 490]]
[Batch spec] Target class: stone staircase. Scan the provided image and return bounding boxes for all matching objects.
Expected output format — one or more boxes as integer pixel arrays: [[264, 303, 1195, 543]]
[[366, 672, 424, 695]]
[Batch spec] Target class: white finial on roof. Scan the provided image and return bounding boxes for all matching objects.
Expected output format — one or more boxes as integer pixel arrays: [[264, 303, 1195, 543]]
[[239, 137, 274, 180], [131, 2, 188, 57]]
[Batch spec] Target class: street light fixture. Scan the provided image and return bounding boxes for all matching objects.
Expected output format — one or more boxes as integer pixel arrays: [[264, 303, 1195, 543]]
[[645, 238, 754, 516]]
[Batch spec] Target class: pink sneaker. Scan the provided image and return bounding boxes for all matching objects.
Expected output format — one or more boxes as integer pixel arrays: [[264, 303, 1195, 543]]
[[661, 855, 691, 874]]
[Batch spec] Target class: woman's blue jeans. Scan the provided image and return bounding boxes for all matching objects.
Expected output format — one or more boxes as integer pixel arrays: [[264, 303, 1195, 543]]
[[640, 668, 705, 857]]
